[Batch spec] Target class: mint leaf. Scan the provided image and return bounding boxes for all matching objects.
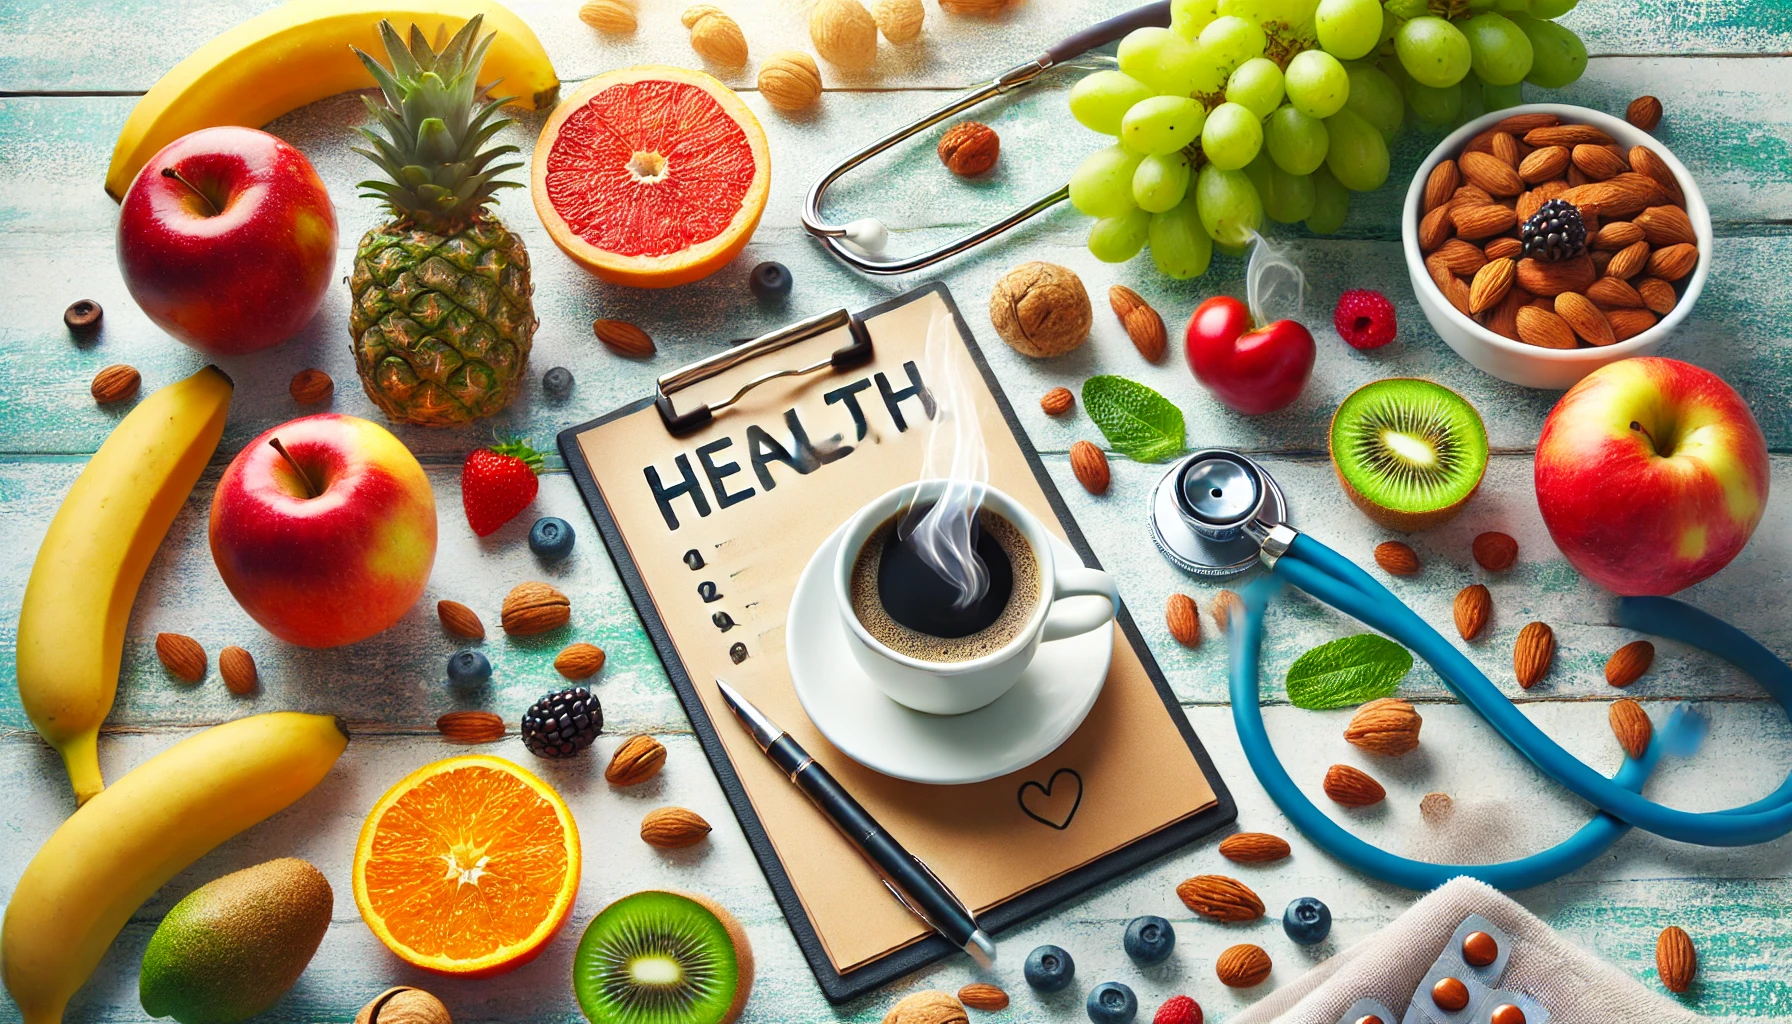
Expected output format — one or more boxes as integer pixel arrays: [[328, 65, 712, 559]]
[[1080, 375, 1186, 463], [1285, 635, 1413, 710]]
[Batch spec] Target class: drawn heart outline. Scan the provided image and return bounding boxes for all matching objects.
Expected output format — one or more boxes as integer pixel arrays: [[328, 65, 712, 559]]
[[1017, 767, 1083, 830]]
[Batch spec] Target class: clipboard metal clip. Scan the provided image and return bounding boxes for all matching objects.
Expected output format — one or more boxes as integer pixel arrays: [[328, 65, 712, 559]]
[[655, 307, 875, 436]]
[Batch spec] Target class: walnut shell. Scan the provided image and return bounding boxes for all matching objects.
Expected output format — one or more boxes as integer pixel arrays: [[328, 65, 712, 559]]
[[874, 0, 924, 42], [357, 987, 451, 1024], [988, 262, 1090, 357], [810, 0, 878, 68], [758, 50, 822, 112]]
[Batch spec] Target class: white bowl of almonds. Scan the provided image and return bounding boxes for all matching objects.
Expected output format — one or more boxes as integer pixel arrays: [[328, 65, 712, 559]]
[[1402, 103, 1710, 390]]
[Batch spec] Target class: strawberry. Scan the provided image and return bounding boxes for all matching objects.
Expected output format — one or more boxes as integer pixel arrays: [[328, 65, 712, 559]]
[[1153, 996, 1202, 1024], [462, 439, 542, 537]]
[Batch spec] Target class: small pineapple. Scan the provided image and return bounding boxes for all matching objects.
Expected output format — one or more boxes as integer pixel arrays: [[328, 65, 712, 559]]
[[349, 17, 536, 426]]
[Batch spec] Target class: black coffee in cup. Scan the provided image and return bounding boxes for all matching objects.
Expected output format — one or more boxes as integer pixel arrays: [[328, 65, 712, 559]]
[[849, 504, 1040, 663]]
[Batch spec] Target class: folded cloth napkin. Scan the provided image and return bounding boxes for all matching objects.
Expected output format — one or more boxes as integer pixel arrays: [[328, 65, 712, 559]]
[[1229, 877, 1701, 1024]]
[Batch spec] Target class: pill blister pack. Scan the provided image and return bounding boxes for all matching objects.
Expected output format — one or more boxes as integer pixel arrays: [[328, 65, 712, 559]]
[[1330, 915, 1550, 1024]]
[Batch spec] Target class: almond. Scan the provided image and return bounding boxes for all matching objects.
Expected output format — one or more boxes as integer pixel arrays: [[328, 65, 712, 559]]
[[1462, 129, 1496, 155], [1657, 926, 1697, 993], [1607, 308, 1657, 341], [437, 599, 486, 640], [1040, 386, 1074, 416], [684, 6, 749, 68], [1636, 277, 1678, 315], [91, 364, 141, 404], [1487, 287, 1529, 340], [1373, 541, 1420, 576], [1593, 220, 1644, 250], [1483, 236, 1522, 261], [1605, 640, 1655, 687], [218, 645, 257, 694], [1212, 589, 1244, 634], [555, 642, 606, 679], [1514, 621, 1555, 688], [1610, 698, 1652, 759], [1524, 123, 1612, 148], [1646, 242, 1698, 281], [1492, 112, 1559, 135], [1450, 184, 1493, 210], [1564, 173, 1668, 217], [1451, 203, 1517, 240], [1515, 189, 1547, 224], [1556, 292, 1616, 346], [1531, 179, 1570, 202], [1591, 248, 1614, 274], [1460, 151, 1523, 197], [606, 734, 668, 785], [594, 318, 655, 357], [1634, 204, 1695, 247], [1516, 255, 1595, 296], [1218, 832, 1291, 863], [1418, 204, 1454, 252], [1570, 143, 1627, 181], [1434, 238, 1488, 276], [1215, 944, 1272, 988], [1606, 239, 1652, 280], [1517, 145, 1569, 184], [1344, 697, 1422, 756], [580, 0, 637, 33], [1468, 258, 1515, 314], [1166, 593, 1200, 648], [289, 368, 334, 404], [1175, 874, 1264, 921], [1490, 131, 1520, 168], [1323, 764, 1385, 806], [1472, 531, 1518, 571], [1423, 159, 1459, 212], [641, 806, 711, 848], [1110, 285, 1167, 362], [501, 581, 572, 636], [1628, 146, 1685, 206], [957, 984, 1008, 1012], [1454, 584, 1492, 640], [1626, 95, 1663, 132], [1440, 273, 1473, 318], [1069, 440, 1109, 495], [1587, 276, 1645, 308], [155, 632, 206, 682], [437, 710, 506, 743]]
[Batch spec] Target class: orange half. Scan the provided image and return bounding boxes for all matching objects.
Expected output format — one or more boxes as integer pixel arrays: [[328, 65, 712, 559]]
[[353, 755, 580, 976], [531, 65, 770, 288]]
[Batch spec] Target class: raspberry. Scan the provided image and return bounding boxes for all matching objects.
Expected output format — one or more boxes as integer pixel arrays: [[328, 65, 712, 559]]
[[1153, 995, 1202, 1024], [1333, 289, 1397, 350]]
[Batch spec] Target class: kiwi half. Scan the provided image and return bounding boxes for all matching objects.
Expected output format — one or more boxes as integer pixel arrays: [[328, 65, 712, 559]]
[[1329, 378, 1488, 532], [574, 890, 754, 1024]]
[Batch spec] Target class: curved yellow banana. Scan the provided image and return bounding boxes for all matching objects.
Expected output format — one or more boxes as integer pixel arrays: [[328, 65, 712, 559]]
[[2, 712, 349, 1024], [15, 365, 232, 804], [105, 0, 559, 200]]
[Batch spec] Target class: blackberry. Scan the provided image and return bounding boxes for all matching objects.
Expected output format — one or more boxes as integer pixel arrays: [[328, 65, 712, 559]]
[[1519, 198, 1587, 262], [521, 686, 602, 758]]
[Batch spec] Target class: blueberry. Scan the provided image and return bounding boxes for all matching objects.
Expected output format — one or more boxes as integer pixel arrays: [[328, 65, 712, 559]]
[[749, 261, 792, 301], [1282, 896, 1331, 946], [1023, 944, 1075, 992], [542, 366, 574, 399], [447, 650, 491, 686], [1122, 914, 1174, 964], [1086, 982, 1137, 1024], [529, 517, 575, 560]]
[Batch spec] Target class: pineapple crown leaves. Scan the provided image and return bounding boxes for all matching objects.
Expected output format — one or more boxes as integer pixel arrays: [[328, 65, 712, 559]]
[[350, 15, 522, 232]]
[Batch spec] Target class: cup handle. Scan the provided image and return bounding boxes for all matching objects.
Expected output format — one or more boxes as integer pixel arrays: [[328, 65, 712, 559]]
[[1040, 563, 1119, 643]]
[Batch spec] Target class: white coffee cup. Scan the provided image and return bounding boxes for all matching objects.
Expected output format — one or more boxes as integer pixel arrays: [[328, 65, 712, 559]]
[[833, 480, 1118, 715]]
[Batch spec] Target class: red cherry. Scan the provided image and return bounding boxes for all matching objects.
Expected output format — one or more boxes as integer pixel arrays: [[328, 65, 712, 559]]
[[1184, 295, 1315, 415]]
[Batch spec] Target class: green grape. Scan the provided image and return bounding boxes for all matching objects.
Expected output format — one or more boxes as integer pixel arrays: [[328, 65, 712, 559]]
[[1248, 153, 1317, 223], [1227, 58, 1285, 118], [1198, 16, 1266, 74], [1069, 71, 1156, 135], [1493, 0, 1529, 10], [1515, 15, 1586, 88], [1148, 191, 1214, 279], [1122, 96, 1205, 156], [1089, 208, 1152, 263], [1200, 101, 1264, 170], [1133, 152, 1193, 213], [1305, 164, 1349, 234], [1322, 107, 1388, 191], [1482, 79, 1524, 110], [1462, 12, 1534, 85], [1118, 27, 1209, 97], [1243, 149, 1272, 202], [1264, 104, 1328, 174], [1284, 49, 1350, 118], [1195, 163, 1263, 251], [1396, 16, 1472, 88], [1314, 0, 1382, 59], [1171, 0, 1219, 40], [1070, 145, 1145, 218], [1527, 0, 1577, 17], [1344, 65, 1403, 141], [1404, 78, 1462, 125], [1455, 71, 1487, 125]]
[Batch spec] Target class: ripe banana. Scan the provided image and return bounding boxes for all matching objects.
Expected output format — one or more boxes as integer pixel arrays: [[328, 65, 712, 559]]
[[2, 712, 350, 1024], [106, 0, 559, 200], [15, 365, 233, 804]]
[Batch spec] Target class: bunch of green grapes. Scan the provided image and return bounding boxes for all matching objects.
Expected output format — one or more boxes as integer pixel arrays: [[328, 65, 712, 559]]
[[1066, 0, 1587, 278]]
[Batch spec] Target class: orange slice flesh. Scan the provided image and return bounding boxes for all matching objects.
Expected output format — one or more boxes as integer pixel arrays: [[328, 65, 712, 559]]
[[353, 755, 580, 976], [532, 65, 770, 288]]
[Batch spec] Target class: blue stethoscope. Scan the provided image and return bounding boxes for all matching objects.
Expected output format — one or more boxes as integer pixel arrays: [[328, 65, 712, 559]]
[[1152, 449, 1792, 891]]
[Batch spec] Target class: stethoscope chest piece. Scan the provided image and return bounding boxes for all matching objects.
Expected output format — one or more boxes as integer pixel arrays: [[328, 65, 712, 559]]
[[1150, 448, 1287, 577]]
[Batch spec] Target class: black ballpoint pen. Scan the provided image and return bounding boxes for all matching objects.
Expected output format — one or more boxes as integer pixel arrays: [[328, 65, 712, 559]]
[[716, 679, 997, 968]]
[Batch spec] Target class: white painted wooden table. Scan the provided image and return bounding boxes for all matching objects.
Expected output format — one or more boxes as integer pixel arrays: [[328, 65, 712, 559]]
[[2, 1, 1790, 1021]]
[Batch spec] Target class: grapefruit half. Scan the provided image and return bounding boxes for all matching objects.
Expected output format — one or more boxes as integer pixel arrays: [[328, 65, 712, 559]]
[[532, 65, 770, 288]]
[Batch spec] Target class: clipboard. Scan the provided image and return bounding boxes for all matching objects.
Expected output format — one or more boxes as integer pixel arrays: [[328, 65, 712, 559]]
[[558, 283, 1235, 1002]]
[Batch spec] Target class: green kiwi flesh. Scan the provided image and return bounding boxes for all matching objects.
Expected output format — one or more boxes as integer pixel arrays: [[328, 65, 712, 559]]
[[1330, 378, 1488, 532], [574, 890, 753, 1024]]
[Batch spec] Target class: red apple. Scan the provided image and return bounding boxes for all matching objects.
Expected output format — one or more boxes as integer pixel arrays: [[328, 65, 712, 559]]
[[1536, 357, 1769, 596], [211, 414, 437, 648], [118, 126, 336, 356], [1185, 296, 1315, 415]]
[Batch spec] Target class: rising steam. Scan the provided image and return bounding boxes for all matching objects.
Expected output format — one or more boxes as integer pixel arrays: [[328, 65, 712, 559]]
[[898, 308, 989, 610]]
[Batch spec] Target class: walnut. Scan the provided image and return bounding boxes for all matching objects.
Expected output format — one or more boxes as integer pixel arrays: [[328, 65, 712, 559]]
[[873, 0, 924, 42], [989, 262, 1091, 357], [938, 121, 998, 176]]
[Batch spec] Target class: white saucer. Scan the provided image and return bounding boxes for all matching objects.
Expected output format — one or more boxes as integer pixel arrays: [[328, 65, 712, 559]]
[[787, 524, 1112, 785]]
